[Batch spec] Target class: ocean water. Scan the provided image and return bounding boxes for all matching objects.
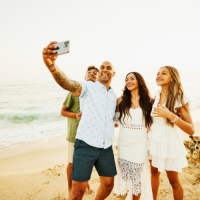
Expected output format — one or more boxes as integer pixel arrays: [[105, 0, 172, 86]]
[[1, 77, 200, 148]]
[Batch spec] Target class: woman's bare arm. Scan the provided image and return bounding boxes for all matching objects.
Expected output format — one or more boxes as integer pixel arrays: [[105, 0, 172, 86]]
[[152, 103, 195, 135], [172, 104, 195, 135]]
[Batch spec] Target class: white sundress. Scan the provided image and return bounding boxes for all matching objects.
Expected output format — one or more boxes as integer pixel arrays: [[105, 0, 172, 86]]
[[113, 108, 153, 200], [148, 90, 190, 172]]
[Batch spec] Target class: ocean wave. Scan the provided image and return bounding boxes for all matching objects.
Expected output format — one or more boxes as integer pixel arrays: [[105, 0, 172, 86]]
[[0, 112, 63, 124]]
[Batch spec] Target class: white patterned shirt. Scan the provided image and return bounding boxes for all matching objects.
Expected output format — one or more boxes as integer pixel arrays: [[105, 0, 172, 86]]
[[76, 81, 117, 149]]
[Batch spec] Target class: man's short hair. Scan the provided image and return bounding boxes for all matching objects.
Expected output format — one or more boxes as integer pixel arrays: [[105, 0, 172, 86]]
[[86, 66, 99, 73]]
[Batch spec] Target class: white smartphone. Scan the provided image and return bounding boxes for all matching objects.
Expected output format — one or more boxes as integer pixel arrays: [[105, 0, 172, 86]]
[[50, 40, 70, 56]]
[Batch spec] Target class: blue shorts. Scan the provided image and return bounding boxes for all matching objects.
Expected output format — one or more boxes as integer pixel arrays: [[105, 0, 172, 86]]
[[72, 139, 117, 182]]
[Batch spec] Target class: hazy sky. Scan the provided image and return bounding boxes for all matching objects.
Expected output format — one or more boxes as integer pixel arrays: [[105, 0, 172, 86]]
[[0, 0, 200, 82]]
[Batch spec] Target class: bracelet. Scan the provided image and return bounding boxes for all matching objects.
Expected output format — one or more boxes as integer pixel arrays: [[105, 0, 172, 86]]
[[171, 115, 179, 123], [46, 63, 54, 69], [46, 63, 56, 72]]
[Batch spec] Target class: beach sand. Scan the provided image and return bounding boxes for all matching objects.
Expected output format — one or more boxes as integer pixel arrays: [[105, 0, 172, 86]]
[[1, 116, 200, 200]]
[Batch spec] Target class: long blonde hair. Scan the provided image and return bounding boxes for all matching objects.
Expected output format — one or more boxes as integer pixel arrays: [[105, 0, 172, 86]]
[[162, 66, 185, 127]]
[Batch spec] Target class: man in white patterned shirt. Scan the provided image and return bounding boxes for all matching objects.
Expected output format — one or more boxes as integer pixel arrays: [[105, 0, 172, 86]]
[[42, 41, 117, 200]]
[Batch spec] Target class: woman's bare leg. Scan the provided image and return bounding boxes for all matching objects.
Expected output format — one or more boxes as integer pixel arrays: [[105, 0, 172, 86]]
[[166, 171, 183, 200], [149, 160, 161, 200], [132, 193, 141, 200]]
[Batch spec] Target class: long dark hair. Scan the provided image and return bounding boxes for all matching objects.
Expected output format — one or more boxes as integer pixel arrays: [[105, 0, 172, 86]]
[[119, 72, 153, 129]]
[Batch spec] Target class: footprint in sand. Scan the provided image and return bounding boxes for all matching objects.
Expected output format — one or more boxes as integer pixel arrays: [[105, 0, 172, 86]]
[[42, 181, 50, 185], [51, 194, 67, 200], [42, 164, 64, 176]]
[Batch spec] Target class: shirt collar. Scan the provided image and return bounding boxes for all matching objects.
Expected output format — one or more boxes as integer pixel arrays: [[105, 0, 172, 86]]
[[95, 81, 114, 92]]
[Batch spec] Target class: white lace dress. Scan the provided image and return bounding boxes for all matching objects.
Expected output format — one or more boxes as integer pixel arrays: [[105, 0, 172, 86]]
[[148, 90, 190, 172], [113, 108, 153, 200]]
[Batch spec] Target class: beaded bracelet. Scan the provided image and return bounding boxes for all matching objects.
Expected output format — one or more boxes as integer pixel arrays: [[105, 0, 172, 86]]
[[171, 115, 179, 123], [46, 63, 54, 69], [46, 63, 56, 72]]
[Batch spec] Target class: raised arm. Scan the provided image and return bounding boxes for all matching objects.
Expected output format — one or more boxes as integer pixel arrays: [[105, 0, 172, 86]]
[[42, 41, 82, 97]]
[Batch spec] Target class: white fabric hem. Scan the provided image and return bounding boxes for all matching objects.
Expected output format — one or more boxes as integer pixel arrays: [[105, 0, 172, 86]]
[[113, 157, 153, 200]]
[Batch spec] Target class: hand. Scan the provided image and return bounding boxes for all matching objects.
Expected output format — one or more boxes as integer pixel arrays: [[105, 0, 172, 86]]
[[42, 41, 59, 67], [152, 104, 172, 118], [76, 112, 82, 120], [175, 111, 182, 119]]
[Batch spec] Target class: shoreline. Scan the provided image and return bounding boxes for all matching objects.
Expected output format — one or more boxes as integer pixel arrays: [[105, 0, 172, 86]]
[[0, 111, 200, 199], [0, 108, 199, 158], [0, 108, 199, 171]]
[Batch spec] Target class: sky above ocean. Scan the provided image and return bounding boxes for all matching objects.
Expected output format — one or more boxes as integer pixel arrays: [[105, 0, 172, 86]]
[[0, 0, 200, 82]]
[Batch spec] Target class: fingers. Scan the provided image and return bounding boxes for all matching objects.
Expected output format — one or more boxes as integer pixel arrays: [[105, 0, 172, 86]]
[[48, 44, 59, 49], [77, 112, 82, 116], [153, 107, 160, 112], [76, 112, 82, 120], [49, 41, 58, 45], [43, 42, 58, 54], [151, 110, 159, 117], [47, 42, 58, 51], [42, 42, 59, 66], [42, 41, 58, 65], [42, 49, 57, 55], [151, 112, 158, 116], [152, 114, 159, 117], [52, 55, 58, 61]]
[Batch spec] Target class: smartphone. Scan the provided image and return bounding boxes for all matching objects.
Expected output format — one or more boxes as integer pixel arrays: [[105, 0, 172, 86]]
[[50, 40, 70, 56]]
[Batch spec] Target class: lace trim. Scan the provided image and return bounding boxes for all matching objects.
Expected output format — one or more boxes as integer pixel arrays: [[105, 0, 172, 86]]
[[121, 124, 145, 130], [118, 158, 144, 195], [113, 157, 153, 200]]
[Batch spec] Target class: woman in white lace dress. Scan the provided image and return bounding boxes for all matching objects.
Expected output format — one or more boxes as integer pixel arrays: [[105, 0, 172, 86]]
[[148, 66, 195, 200], [113, 72, 153, 200]]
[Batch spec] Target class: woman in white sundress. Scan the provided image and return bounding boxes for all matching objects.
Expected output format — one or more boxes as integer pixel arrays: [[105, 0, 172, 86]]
[[113, 72, 153, 200], [148, 66, 195, 200]]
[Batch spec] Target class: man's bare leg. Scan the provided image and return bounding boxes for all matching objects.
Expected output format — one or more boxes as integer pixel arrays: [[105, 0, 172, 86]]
[[71, 180, 88, 200], [67, 163, 73, 199], [67, 164, 93, 199], [95, 176, 114, 200]]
